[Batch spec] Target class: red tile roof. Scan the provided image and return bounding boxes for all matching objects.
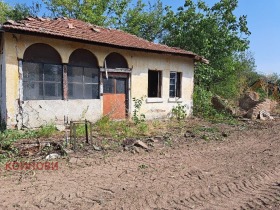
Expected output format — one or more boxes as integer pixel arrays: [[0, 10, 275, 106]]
[[1, 17, 208, 63]]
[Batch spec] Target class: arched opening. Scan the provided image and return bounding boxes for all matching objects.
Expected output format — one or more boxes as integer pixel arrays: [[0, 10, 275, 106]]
[[68, 49, 99, 99], [23, 43, 62, 100], [104, 52, 128, 69], [102, 53, 129, 119]]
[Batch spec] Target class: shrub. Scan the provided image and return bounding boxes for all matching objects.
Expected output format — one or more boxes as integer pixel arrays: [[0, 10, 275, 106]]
[[171, 103, 187, 120]]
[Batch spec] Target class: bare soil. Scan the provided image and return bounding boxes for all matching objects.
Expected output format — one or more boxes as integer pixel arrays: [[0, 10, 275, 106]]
[[0, 118, 280, 210]]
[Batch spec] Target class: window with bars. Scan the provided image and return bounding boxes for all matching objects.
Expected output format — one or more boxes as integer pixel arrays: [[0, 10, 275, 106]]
[[68, 66, 99, 99], [169, 72, 182, 98], [23, 62, 62, 100]]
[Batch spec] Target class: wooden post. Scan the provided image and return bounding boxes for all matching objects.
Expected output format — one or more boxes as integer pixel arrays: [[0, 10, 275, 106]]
[[73, 123, 77, 152]]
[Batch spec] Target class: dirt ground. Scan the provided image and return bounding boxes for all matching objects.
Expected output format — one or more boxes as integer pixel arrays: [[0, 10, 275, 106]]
[[0, 118, 279, 210]]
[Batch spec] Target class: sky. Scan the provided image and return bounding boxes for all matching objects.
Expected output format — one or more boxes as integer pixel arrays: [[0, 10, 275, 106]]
[[4, 0, 280, 75]]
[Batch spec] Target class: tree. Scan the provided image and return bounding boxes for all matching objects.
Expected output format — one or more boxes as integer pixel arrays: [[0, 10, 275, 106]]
[[107, 0, 165, 41], [121, 0, 165, 41], [42, 0, 111, 25], [0, 2, 40, 23], [163, 0, 251, 92], [0, 1, 10, 23]]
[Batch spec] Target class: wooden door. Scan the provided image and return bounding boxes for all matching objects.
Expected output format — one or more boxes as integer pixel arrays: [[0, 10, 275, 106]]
[[103, 74, 127, 119]]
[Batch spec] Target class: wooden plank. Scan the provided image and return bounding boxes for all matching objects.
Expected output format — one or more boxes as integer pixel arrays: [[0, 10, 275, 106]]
[[103, 94, 126, 119]]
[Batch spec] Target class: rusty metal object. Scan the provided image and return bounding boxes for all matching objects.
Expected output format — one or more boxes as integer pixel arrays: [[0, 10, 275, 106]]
[[69, 120, 93, 151]]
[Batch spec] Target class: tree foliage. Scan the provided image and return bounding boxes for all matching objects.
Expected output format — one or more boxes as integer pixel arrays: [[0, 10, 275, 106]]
[[0, 1, 10, 23], [164, 0, 251, 88], [0, 2, 40, 23], [42, 0, 110, 25], [120, 0, 165, 41], [162, 0, 257, 116]]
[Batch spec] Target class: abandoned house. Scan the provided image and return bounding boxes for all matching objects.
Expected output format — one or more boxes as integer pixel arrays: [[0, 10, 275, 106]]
[[0, 17, 207, 129]]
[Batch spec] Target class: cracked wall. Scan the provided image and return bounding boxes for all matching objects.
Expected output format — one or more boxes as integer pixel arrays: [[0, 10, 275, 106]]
[[19, 100, 102, 129]]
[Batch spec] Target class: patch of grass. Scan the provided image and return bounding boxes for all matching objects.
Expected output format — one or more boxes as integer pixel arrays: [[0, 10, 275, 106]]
[[207, 113, 239, 125], [138, 164, 149, 170], [193, 126, 219, 134], [35, 124, 57, 138], [94, 116, 149, 140], [192, 125, 226, 141], [74, 124, 87, 137]]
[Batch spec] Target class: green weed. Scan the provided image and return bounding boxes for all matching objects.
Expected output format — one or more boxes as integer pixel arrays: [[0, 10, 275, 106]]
[[0, 124, 57, 162], [138, 164, 149, 169], [132, 97, 146, 125], [171, 103, 187, 120]]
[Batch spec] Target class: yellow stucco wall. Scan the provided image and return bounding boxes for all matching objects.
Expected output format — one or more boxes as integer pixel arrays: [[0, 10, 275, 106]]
[[3, 32, 194, 128]]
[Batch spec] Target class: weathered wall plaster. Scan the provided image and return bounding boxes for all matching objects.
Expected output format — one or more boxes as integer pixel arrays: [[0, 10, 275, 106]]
[[3, 32, 194, 129], [19, 100, 102, 129], [130, 52, 194, 119]]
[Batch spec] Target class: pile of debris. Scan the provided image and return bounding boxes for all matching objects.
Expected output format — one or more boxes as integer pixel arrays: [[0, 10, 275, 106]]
[[12, 139, 69, 160], [212, 91, 278, 120], [239, 92, 278, 120]]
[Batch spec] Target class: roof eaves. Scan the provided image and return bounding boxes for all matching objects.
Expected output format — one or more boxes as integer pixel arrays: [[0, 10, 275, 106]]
[[2, 19, 209, 63]]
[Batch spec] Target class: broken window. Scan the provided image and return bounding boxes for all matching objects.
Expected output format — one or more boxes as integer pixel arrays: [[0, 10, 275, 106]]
[[169, 72, 182, 98], [148, 70, 162, 98], [68, 49, 99, 99], [23, 44, 62, 100]]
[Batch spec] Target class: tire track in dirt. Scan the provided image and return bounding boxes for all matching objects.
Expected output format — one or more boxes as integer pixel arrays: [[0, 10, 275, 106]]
[[172, 166, 280, 209]]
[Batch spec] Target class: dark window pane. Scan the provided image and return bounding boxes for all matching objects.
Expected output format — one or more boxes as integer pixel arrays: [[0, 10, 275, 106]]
[[23, 62, 41, 82], [85, 84, 99, 99], [169, 90, 175, 98], [170, 72, 176, 79], [170, 85, 175, 92], [23, 43, 61, 64], [105, 53, 128, 69], [39, 82, 43, 97], [69, 49, 98, 67], [68, 83, 83, 99], [44, 83, 62, 99], [170, 78, 176, 85], [103, 78, 115, 93], [68, 66, 83, 83], [23, 61, 62, 100], [45, 83, 55, 96], [44, 64, 62, 82], [116, 78, 126, 94], [84, 67, 98, 83], [23, 81, 43, 100]]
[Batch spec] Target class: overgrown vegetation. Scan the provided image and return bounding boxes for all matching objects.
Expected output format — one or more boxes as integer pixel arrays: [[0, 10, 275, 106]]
[[132, 97, 146, 125], [94, 118, 147, 141], [0, 124, 57, 162], [171, 103, 187, 121]]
